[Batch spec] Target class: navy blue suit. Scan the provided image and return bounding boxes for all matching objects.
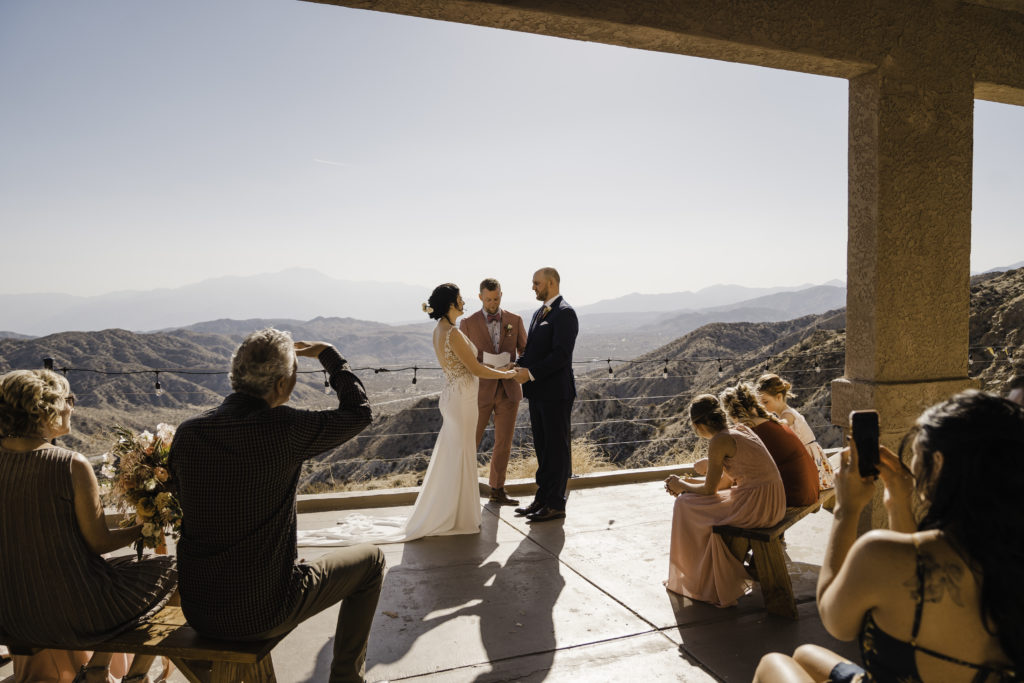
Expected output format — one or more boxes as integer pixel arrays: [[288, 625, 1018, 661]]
[[517, 296, 578, 510]]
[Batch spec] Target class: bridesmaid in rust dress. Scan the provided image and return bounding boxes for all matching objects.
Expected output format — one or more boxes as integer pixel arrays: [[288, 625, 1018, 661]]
[[720, 383, 819, 507]]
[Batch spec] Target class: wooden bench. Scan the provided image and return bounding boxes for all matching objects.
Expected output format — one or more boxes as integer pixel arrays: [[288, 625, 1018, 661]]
[[713, 488, 836, 619], [4, 605, 284, 682]]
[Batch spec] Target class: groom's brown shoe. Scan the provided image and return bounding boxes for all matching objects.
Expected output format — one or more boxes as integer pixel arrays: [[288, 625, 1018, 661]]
[[514, 501, 542, 517], [526, 506, 566, 523], [489, 488, 520, 506]]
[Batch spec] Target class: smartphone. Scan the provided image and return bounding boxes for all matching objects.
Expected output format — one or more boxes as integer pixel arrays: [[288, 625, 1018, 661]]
[[850, 410, 880, 478]]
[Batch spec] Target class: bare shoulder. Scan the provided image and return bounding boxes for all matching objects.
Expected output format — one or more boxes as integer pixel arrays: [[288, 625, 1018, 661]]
[[708, 430, 737, 458], [847, 529, 919, 589], [450, 327, 472, 347]]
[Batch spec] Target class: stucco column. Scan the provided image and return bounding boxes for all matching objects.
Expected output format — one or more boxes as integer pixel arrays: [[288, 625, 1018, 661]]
[[832, 48, 979, 528]]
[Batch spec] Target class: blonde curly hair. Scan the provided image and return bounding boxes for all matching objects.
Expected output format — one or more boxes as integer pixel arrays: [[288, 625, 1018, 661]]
[[719, 382, 780, 426], [0, 369, 72, 437]]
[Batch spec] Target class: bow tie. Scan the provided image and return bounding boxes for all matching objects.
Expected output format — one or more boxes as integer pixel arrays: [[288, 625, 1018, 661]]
[[486, 313, 501, 323]]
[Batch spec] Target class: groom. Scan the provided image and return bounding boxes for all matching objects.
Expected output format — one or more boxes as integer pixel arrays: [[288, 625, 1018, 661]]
[[512, 267, 579, 523]]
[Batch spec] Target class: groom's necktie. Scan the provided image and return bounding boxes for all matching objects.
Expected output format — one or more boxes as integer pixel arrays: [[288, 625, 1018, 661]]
[[531, 306, 550, 332]]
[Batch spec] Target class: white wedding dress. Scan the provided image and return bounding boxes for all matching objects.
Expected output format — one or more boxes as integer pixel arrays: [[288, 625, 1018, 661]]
[[297, 327, 482, 546]]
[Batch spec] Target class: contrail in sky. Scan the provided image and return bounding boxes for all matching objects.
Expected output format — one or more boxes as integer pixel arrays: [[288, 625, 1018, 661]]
[[313, 158, 350, 166]]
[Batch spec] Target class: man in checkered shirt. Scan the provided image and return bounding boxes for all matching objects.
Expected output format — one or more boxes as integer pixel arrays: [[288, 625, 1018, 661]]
[[170, 328, 384, 683]]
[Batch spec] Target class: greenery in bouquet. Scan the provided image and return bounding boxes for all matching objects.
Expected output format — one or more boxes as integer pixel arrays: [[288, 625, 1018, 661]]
[[105, 423, 182, 559]]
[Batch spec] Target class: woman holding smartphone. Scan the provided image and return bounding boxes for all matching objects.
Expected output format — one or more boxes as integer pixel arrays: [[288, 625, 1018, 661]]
[[754, 390, 1021, 682]]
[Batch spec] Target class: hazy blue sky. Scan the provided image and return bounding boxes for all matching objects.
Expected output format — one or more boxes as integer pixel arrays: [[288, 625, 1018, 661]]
[[1, 0, 1021, 306]]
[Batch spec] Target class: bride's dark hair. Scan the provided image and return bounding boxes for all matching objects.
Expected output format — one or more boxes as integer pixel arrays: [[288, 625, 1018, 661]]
[[425, 283, 460, 321]]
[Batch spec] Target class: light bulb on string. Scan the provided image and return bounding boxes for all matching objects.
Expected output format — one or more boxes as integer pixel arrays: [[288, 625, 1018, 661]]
[[412, 366, 418, 385], [323, 370, 331, 394], [662, 360, 669, 380], [815, 357, 822, 374], [717, 359, 724, 376], [607, 359, 614, 377], [154, 372, 163, 397]]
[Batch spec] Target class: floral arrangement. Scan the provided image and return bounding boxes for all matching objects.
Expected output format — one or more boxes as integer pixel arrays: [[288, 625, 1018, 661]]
[[105, 423, 182, 560]]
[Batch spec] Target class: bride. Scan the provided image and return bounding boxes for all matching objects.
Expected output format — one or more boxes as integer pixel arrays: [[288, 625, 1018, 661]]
[[298, 283, 516, 545]]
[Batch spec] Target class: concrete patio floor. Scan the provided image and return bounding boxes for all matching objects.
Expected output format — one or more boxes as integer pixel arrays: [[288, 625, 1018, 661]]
[[1, 479, 859, 682]]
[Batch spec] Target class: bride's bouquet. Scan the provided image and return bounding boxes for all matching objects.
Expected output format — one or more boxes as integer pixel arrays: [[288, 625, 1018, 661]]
[[105, 423, 182, 560]]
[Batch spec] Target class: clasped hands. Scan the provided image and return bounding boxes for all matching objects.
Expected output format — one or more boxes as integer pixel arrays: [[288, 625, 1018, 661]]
[[664, 474, 703, 497], [498, 363, 530, 384]]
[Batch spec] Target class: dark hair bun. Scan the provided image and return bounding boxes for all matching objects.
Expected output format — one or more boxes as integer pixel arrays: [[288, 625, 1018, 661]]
[[426, 283, 460, 321]]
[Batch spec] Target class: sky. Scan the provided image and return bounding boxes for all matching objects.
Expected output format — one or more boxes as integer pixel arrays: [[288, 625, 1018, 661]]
[[1, 0, 1021, 307]]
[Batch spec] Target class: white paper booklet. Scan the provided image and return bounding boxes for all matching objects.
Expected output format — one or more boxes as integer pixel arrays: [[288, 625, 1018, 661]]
[[482, 350, 510, 367]]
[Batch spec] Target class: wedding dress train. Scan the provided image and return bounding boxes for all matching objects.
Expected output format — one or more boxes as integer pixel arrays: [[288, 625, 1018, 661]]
[[297, 328, 482, 546]]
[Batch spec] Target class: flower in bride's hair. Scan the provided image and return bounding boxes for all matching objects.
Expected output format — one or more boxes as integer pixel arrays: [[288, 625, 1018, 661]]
[[422, 302, 434, 314]]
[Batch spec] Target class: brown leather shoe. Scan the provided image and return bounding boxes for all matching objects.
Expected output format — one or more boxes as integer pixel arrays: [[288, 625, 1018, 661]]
[[489, 488, 520, 506], [526, 506, 566, 523]]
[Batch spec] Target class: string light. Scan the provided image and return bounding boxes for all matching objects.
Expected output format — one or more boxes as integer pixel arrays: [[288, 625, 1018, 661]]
[[323, 370, 331, 394], [662, 360, 669, 380], [33, 343, 1017, 387], [154, 371, 163, 397]]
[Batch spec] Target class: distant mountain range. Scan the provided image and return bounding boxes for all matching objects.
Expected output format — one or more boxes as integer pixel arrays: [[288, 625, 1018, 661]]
[[574, 280, 846, 315], [1, 261, 1019, 339], [0, 269, 429, 336], [0, 267, 850, 337]]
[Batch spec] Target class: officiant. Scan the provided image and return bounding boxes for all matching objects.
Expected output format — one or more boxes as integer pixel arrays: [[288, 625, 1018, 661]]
[[459, 278, 528, 505]]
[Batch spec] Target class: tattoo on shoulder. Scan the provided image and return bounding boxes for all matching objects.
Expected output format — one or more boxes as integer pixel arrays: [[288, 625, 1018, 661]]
[[902, 553, 965, 606]]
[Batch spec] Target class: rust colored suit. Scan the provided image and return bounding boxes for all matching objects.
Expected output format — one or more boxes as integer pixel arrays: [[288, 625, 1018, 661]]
[[459, 309, 528, 488]]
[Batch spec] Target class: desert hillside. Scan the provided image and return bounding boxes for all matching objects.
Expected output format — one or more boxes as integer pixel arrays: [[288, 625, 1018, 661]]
[[1, 267, 1020, 492]]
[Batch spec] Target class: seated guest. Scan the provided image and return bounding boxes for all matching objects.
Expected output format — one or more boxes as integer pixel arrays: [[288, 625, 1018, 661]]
[[663, 395, 785, 607], [757, 373, 835, 490], [720, 383, 819, 506], [169, 329, 384, 683], [754, 390, 1022, 682], [0, 370, 177, 683]]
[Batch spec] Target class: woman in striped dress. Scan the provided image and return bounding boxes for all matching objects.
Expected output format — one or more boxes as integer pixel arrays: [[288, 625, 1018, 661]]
[[0, 370, 177, 683]]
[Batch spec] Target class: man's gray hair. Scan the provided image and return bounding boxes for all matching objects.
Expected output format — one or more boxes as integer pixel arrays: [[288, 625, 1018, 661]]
[[229, 328, 296, 397]]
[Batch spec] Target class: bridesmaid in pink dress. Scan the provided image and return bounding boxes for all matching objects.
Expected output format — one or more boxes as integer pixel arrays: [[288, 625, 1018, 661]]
[[664, 395, 786, 606]]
